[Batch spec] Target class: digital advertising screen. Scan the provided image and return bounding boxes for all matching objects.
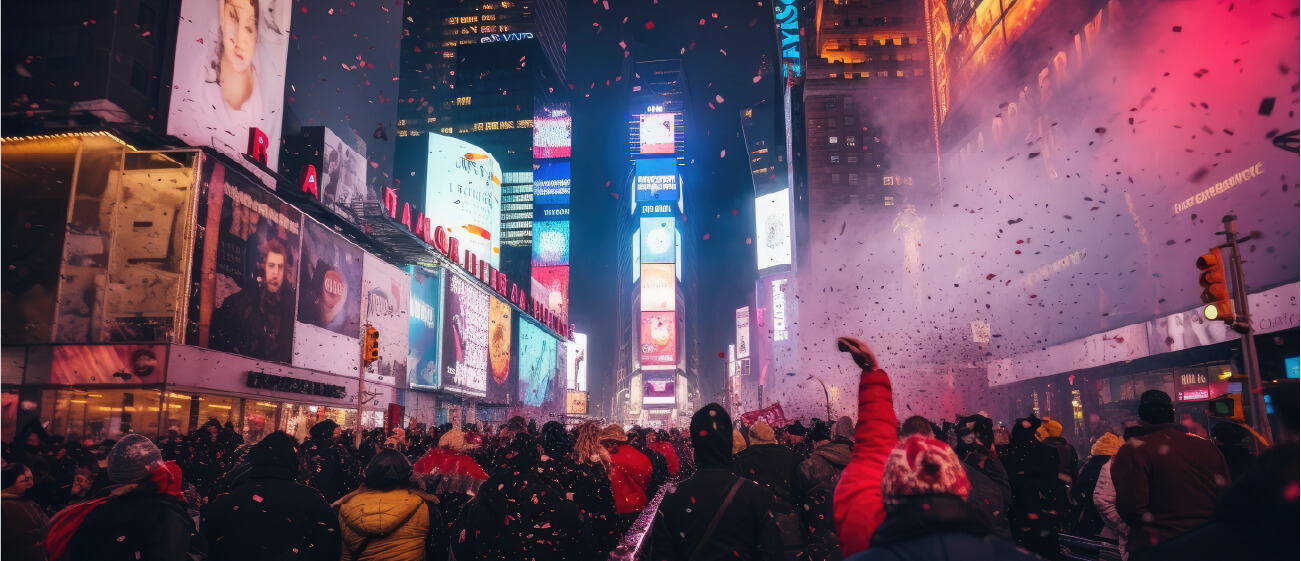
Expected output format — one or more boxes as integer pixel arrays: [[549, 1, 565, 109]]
[[635, 158, 679, 202], [570, 332, 588, 391], [640, 264, 676, 312], [321, 127, 370, 218], [531, 266, 570, 318], [533, 109, 572, 159], [638, 113, 676, 154], [755, 188, 793, 269], [487, 296, 513, 402], [426, 134, 502, 268], [736, 307, 751, 360], [642, 371, 676, 407], [518, 319, 559, 407], [640, 311, 676, 367], [407, 266, 441, 389], [168, 0, 291, 172], [531, 219, 570, 267], [640, 217, 676, 264], [439, 272, 490, 397], [533, 161, 571, 206], [675, 228, 682, 280], [361, 254, 409, 386]]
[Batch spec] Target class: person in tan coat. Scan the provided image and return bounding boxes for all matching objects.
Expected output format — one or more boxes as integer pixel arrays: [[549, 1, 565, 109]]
[[335, 449, 446, 561]]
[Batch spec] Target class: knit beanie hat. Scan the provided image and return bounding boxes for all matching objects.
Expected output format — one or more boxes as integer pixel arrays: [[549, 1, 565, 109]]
[[107, 434, 164, 484], [1090, 432, 1123, 457], [881, 435, 971, 504], [1037, 419, 1064, 440], [832, 416, 855, 442], [1138, 390, 1176, 425], [748, 421, 777, 445], [439, 429, 469, 452], [2, 463, 26, 489], [732, 430, 748, 455]]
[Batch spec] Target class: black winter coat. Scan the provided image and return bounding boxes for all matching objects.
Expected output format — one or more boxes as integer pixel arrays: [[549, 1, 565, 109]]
[[452, 471, 587, 561], [960, 449, 1014, 541], [651, 468, 786, 561], [1071, 454, 1110, 537], [200, 465, 342, 561], [733, 443, 807, 560], [538, 457, 620, 557], [795, 441, 852, 561], [62, 483, 207, 561], [298, 437, 361, 504], [843, 495, 1039, 561], [998, 436, 1066, 559]]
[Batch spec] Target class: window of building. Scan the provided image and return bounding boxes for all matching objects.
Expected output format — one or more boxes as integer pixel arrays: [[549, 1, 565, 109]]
[[832, 174, 841, 184], [847, 136, 857, 146], [129, 59, 154, 95], [825, 99, 837, 110], [844, 116, 855, 126], [847, 154, 858, 163], [915, 68, 924, 76], [877, 70, 888, 77], [884, 196, 895, 206], [897, 70, 905, 77], [828, 136, 838, 144], [830, 154, 840, 164], [136, 3, 157, 35], [848, 173, 859, 184]]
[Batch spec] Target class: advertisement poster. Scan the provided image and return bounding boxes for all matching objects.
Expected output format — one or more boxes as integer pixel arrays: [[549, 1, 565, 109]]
[[518, 319, 558, 407], [533, 108, 572, 159], [531, 220, 570, 267], [755, 188, 793, 269], [635, 158, 679, 202], [168, 0, 291, 171], [487, 296, 514, 403], [640, 217, 676, 264], [567, 332, 588, 391], [292, 218, 364, 374], [361, 254, 409, 386], [191, 159, 301, 364], [640, 264, 675, 312], [736, 307, 751, 360], [532, 161, 571, 205], [638, 113, 676, 154], [407, 266, 441, 388], [642, 371, 676, 407], [51, 345, 168, 385], [531, 266, 570, 318], [321, 127, 369, 218], [740, 403, 788, 428], [425, 134, 502, 268], [640, 311, 676, 367], [566, 391, 588, 415], [440, 272, 490, 397]]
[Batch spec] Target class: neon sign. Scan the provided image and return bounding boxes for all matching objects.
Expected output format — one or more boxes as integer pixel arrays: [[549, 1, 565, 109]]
[[480, 32, 534, 43], [773, 0, 802, 78]]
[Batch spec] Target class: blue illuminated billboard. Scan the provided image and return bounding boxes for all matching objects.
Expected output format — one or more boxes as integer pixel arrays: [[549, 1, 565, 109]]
[[533, 161, 571, 206], [640, 217, 675, 264], [635, 158, 679, 202], [518, 319, 559, 407], [532, 220, 570, 267]]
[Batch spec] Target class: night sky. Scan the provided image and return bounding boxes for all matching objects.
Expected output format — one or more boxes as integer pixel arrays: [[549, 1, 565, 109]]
[[567, 0, 779, 408]]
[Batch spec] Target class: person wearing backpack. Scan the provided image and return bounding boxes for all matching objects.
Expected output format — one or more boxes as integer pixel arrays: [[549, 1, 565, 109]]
[[649, 403, 784, 561], [334, 449, 447, 561]]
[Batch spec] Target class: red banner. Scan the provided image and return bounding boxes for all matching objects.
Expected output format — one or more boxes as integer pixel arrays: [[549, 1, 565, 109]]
[[740, 402, 787, 429]]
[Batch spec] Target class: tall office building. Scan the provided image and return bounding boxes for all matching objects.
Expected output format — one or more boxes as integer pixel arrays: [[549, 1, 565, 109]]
[[612, 59, 700, 426], [396, 0, 566, 294]]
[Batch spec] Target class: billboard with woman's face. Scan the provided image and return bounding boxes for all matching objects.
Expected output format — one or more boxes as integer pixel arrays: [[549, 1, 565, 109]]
[[168, 0, 291, 171]]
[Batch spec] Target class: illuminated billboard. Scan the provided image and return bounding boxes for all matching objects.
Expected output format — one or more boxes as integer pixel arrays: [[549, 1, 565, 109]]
[[755, 188, 793, 269], [736, 307, 751, 359], [638, 113, 676, 154], [532, 220, 570, 267], [635, 158, 679, 202], [640, 264, 676, 312], [675, 229, 682, 280], [642, 371, 676, 407], [407, 266, 441, 389], [425, 134, 502, 268], [168, 0, 291, 172], [533, 161, 571, 206], [640, 217, 676, 264], [570, 332, 588, 391], [640, 312, 677, 367], [518, 319, 559, 407], [531, 266, 570, 318], [439, 272, 490, 397], [773, 0, 803, 77], [534, 111, 572, 159], [487, 296, 513, 403]]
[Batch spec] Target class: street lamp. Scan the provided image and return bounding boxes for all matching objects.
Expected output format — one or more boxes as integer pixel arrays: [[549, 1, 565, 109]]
[[806, 375, 833, 421]]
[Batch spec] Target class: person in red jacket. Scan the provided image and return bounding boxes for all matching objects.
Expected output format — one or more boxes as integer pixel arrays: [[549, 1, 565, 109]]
[[832, 336, 898, 558], [647, 430, 681, 478], [601, 423, 653, 535]]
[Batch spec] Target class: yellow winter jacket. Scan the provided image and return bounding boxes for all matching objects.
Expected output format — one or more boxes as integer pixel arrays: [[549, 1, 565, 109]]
[[336, 487, 435, 561]]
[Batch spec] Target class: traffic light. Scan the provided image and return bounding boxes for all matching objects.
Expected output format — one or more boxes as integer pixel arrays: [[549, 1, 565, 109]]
[[1207, 393, 1244, 422], [362, 325, 380, 365], [1196, 248, 1235, 323]]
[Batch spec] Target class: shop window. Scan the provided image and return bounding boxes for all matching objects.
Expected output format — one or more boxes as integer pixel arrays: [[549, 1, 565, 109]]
[[281, 403, 356, 442], [42, 389, 161, 443], [163, 392, 240, 436]]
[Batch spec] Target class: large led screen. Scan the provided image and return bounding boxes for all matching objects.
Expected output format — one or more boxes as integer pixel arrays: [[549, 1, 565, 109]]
[[755, 188, 793, 269], [532, 220, 570, 267], [189, 159, 301, 364], [321, 128, 369, 218], [168, 0, 291, 171], [533, 112, 572, 159], [407, 266, 441, 389], [487, 296, 513, 403], [569, 332, 588, 391], [426, 134, 502, 268], [640, 217, 676, 264], [638, 113, 676, 154], [640, 311, 676, 367], [440, 272, 490, 397], [361, 254, 409, 386], [640, 264, 675, 312], [292, 217, 364, 374], [531, 266, 570, 318], [642, 371, 676, 407], [635, 158, 679, 202], [518, 319, 559, 407], [533, 161, 571, 206]]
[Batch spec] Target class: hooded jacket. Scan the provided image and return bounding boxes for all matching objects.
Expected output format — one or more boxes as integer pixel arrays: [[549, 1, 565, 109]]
[[200, 432, 341, 561], [997, 416, 1066, 558], [298, 419, 361, 503], [336, 487, 444, 561], [650, 403, 784, 561], [733, 441, 807, 560], [843, 495, 1040, 561], [832, 368, 898, 558], [59, 465, 207, 561], [958, 448, 1013, 542], [796, 440, 853, 561]]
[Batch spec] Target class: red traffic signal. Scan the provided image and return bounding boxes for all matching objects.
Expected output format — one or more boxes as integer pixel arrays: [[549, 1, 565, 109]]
[[1196, 248, 1235, 323], [362, 325, 380, 365]]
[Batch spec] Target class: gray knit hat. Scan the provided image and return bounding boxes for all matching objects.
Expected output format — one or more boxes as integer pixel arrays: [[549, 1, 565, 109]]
[[107, 434, 163, 483]]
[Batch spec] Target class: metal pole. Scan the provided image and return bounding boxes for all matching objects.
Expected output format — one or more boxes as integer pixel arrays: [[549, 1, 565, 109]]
[[1222, 216, 1274, 444], [808, 375, 832, 421], [355, 324, 369, 449]]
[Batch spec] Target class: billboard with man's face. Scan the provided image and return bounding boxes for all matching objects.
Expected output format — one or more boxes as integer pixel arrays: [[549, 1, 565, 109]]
[[188, 158, 301, 364], [169, 0, 292, 171]]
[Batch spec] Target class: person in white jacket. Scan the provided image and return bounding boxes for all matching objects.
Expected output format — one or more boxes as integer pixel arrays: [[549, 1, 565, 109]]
[[1094, 454, 1131, 559]]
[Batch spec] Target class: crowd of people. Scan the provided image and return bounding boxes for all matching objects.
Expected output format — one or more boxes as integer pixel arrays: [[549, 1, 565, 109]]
[[2, 336, 1296, 561]]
